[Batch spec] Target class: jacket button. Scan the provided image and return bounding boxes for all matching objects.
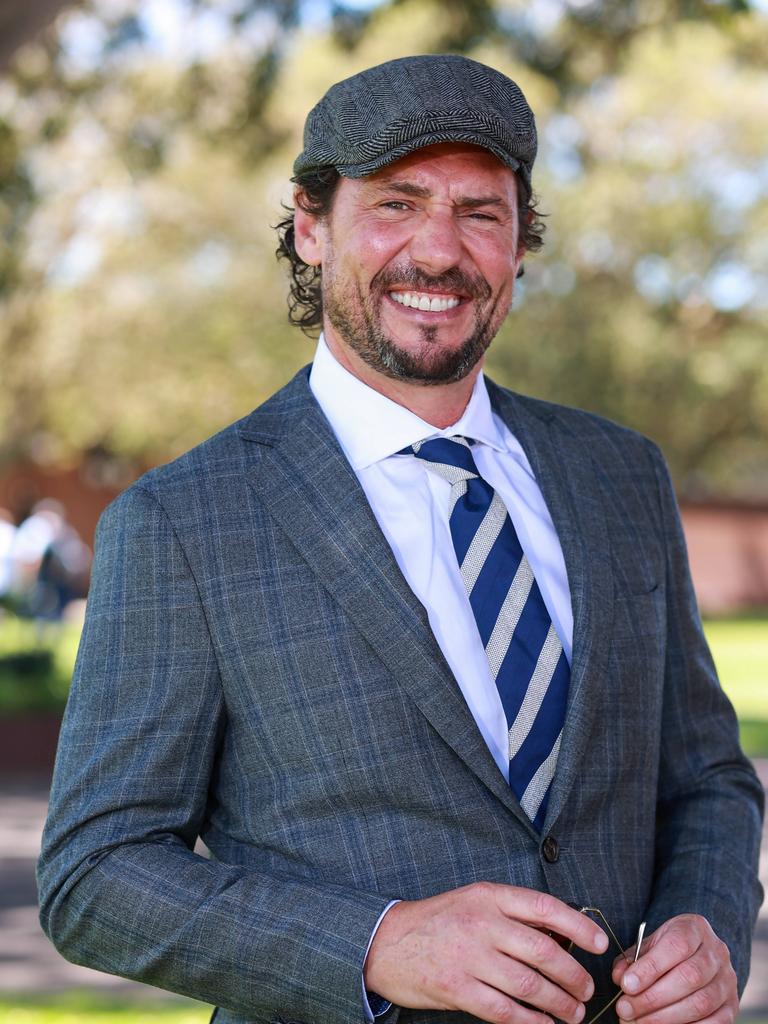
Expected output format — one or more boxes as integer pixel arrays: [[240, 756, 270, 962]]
[[542, 835, 559, 863]]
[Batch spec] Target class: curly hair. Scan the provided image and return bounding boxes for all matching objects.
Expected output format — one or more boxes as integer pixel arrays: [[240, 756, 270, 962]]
[[275, 166, 546, 336]]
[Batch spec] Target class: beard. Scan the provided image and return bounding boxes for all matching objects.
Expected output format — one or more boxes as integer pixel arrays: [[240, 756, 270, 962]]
[[321, 260, 509, 386]]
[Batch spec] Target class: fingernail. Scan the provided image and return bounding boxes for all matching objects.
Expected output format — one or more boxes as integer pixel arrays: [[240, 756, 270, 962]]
[[595, 931, 609, 952], [617, 1000, 633, 1019], [573, 1004, 585, 1022], [623, 972, 639, 993]]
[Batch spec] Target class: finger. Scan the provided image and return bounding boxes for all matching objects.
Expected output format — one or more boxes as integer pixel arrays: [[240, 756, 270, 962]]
[[615, 947, 723, 1021], [500, 889, 609, 956], [613, 936, 652, 981], [480, 951, 587, 1024], [617, 977, 730, 1024], [497, 919, 595, 1002], [618, 925, 705, 995], [461, 977, 559, 1024]]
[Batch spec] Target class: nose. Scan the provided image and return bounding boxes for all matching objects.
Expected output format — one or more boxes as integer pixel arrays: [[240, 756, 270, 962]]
[[407, 208, 464, 275]]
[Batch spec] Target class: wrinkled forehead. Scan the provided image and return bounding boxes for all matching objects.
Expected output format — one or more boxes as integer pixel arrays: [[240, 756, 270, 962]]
[[347, 142, 520, 201]]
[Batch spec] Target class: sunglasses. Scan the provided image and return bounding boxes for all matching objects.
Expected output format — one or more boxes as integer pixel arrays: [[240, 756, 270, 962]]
[[551, 906, 647, 1024]]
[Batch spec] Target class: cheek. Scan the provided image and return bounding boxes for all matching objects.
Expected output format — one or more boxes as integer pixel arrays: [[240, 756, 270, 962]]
[[464, 236, 519, 287], [345, 223, 411, 273], [491, 248, 521, 282]]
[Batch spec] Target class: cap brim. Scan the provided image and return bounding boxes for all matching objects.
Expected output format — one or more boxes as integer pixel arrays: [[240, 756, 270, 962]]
[[296, 131, 530, 194]]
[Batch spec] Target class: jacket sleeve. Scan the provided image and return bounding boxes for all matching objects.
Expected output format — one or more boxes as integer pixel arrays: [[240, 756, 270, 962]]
[[641, 442, 764, 995], [37, 483, 393, 1022]]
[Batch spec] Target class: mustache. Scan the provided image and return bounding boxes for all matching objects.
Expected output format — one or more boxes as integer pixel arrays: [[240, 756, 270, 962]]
[[371, 264, 492, 302]]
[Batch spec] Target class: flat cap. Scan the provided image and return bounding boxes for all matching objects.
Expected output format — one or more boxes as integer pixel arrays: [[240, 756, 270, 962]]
[[294, 54, 537, 198]]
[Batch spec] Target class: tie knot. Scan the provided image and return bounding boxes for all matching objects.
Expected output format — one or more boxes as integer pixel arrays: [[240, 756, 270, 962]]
[[406, 436, 479, 484]]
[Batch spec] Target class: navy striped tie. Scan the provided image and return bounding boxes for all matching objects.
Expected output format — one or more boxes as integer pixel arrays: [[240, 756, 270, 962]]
[[406, 436, 570, 830]]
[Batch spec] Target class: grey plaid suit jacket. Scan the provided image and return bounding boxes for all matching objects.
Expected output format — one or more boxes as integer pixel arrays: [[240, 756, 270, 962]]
[[38, 367, 763, 1023]]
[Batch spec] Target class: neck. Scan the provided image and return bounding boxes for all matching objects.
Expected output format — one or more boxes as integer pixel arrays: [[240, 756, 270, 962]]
[[323, 332, 482, 429]]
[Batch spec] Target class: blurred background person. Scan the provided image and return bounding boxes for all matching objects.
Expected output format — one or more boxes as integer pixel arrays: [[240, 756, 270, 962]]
[[0, 507, 17, 610], [7, 499, 91, 622]]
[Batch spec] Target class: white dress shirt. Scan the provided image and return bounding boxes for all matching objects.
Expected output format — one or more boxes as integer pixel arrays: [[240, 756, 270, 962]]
[[309, 335, 573, 782]]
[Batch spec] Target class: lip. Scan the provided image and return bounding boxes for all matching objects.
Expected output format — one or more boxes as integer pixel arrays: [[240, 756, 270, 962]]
[[388, 287, 469, 299]]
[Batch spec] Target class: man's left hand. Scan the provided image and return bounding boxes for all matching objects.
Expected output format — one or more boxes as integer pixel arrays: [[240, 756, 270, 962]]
[[612, 914, 737, 1024]]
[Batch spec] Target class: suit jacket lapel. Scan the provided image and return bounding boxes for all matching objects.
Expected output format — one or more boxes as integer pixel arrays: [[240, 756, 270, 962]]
[[239, 370, 535, 831], [487, 382, 614, 830]]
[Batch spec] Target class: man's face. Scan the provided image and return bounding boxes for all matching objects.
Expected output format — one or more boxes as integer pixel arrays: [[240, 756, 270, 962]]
[[301, 143, 525, 386]]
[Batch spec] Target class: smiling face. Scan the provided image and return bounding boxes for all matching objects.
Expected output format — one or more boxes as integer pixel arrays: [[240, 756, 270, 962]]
[[294, 143, 525, 391]]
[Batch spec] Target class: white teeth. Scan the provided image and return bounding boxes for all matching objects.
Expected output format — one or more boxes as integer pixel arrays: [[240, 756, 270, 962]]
[[390, 291, 461, 312]]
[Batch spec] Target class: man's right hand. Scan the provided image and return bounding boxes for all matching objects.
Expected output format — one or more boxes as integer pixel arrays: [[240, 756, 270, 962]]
[[363, 882, 609, 1024]]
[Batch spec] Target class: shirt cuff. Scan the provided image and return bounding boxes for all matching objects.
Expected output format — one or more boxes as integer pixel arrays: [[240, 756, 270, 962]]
[[362, 899, 401, 1021]]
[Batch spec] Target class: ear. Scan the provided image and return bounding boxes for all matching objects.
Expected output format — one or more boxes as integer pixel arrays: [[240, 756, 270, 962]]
[[293, 192, 325, 267], [514, 204, 529, 279], [514, 243, 527, 279]]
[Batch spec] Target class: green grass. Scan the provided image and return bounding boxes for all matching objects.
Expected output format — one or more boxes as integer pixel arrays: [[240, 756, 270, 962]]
[[0, 990, 212, 1022], [704, 617, 768, 757], [704, 618, 768, 716], [0, 615, 80, 714]]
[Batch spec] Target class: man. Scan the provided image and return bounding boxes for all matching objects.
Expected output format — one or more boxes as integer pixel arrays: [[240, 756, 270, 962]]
[[38, 54, 762, 1024]]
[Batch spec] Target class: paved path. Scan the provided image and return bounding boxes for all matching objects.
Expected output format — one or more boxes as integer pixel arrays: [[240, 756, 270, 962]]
[[1, 769, 767, 1009]]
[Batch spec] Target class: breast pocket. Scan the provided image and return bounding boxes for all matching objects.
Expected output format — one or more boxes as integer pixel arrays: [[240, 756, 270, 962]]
[[611, 584, 665, 642]]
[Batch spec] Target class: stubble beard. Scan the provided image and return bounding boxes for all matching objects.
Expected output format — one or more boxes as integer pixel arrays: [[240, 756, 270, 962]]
[[321, 259, 509, 386]]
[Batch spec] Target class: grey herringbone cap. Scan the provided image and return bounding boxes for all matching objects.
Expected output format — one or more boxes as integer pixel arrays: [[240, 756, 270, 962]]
[[294, 54, 537, 197]]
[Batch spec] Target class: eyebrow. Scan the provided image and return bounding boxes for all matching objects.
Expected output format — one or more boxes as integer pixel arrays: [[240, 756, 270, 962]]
[[371, 180, 511, 210]]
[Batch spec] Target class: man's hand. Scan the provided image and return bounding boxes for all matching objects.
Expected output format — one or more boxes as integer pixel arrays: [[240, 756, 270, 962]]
[[612, 914, 738, 1024], [363, 882, 609, 1024]]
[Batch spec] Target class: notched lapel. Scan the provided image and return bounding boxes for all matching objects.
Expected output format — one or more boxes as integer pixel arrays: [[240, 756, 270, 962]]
[[488, 383, 614, 831], [240, 376, 530, 825]]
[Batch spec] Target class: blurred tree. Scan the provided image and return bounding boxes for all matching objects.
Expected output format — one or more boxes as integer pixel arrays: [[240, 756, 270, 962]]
[[0, 0, 765, 495], [485, 17, 768, 493]]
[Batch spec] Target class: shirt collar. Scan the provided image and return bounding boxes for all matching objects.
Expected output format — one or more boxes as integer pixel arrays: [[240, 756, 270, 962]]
[[309, 334, 507, 471]]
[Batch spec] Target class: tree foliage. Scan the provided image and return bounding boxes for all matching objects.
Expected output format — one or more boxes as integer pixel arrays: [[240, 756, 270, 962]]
[[1, 0, 766, 496]]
